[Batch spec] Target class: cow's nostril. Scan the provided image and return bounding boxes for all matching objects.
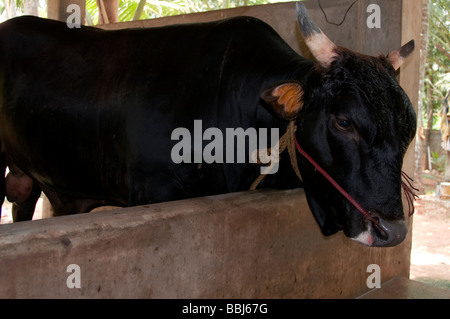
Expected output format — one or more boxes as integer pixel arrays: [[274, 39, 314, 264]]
[[369, 212, 407, 247], [372, 218, 389, 241]]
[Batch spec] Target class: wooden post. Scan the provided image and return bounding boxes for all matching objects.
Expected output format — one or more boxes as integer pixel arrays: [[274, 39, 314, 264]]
[[97, 0, 118, 24], [400, 0, 423, 277]]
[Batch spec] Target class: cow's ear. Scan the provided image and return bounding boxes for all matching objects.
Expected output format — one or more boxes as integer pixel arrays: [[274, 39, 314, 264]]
[[261, 82, 304, 120]]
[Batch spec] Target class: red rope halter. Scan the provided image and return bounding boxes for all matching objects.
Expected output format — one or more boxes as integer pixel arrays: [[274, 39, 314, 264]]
[[293, 136, 380, 226], [294, 135, 417, 230]]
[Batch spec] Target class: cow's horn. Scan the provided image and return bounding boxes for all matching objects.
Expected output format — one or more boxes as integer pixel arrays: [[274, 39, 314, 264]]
[[296, 2, 337, 67], [387, 39, 415, 70]]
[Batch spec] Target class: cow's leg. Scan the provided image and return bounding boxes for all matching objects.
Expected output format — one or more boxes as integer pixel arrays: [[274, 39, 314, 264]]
[[11, 183, 41, 221], [5, 165, 41, 221]]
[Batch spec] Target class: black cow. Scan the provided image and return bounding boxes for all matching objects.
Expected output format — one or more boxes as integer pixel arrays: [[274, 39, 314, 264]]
[[0, 3, 416, 247]]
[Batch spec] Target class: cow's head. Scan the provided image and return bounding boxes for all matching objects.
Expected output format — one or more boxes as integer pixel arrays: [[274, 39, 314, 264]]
[[262, 3, 416, 247]]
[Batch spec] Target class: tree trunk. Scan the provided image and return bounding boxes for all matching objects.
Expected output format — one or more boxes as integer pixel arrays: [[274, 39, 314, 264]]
[[444, 92, 450, 181], [133, 0, 147, 21], [445, 151, 450, 181], [24, 0, 39, 16], [421, 77, 434, 171], [4, 0, 17, 19]]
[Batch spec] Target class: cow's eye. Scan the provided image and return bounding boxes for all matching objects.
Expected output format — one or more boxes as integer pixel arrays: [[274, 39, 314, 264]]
[[336, 117, 352, 130]]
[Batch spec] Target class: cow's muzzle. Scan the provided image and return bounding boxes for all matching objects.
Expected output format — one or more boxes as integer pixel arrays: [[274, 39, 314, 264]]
[[352, 212, 407, 247]]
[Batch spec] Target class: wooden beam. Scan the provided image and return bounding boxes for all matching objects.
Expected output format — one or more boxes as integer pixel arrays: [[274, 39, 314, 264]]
[[97, 0, 118, 24]]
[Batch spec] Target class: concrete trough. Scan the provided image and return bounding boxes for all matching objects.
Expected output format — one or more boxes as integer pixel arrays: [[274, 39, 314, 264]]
[[0, 188, 412, 298]]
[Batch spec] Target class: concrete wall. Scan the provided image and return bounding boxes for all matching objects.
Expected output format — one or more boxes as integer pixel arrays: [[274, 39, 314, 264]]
[[0, 189, 411, 298], [0, 0, 422, 298]]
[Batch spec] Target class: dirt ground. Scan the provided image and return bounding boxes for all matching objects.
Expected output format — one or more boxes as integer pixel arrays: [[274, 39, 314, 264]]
[[410, 194, 450, 290]]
